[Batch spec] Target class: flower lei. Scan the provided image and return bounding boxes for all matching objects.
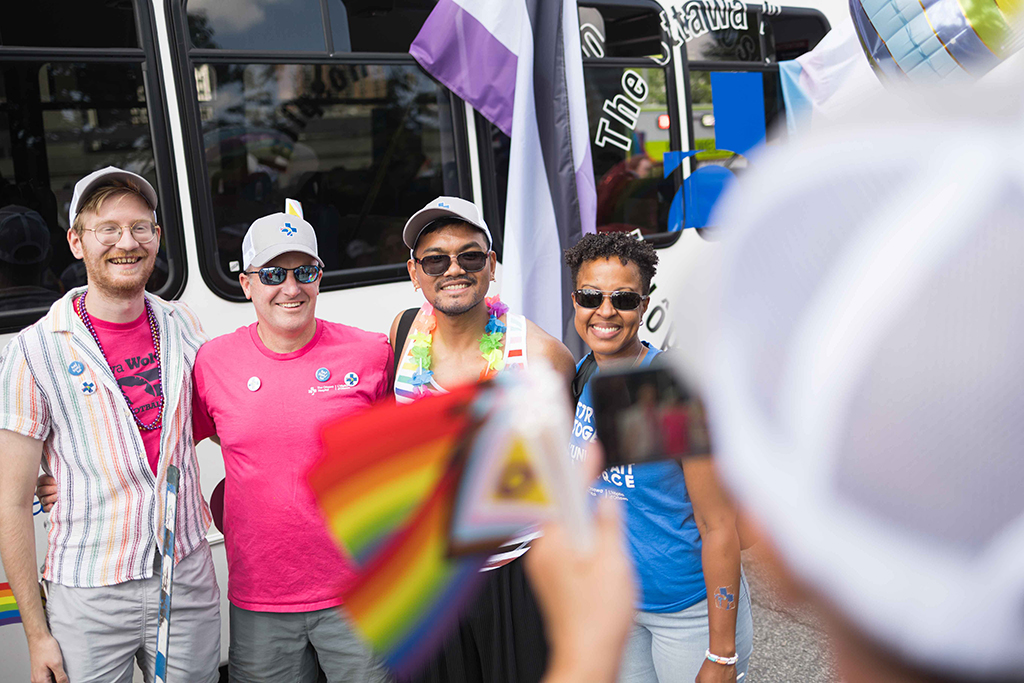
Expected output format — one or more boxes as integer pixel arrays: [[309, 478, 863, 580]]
[[408, 296, 509, 393]]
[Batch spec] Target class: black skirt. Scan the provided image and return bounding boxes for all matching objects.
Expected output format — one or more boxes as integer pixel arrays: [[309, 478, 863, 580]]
[[397, 557, 549, 683]]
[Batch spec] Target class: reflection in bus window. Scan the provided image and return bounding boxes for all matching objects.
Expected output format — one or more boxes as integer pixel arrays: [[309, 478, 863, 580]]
[[585, 66, 673, 235], [0, 62, 168, 312], [682, 10, 763, 62], [187, 0, 325, 51], [194, 63, 462, 276]]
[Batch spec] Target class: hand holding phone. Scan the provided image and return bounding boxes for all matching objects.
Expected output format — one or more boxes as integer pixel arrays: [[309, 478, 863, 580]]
[[590, 364, 710, 469]]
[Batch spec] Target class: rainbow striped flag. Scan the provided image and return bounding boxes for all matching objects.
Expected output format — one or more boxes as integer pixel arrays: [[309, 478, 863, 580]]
[[311, 385, 480, 564], [0, 583, 22, 626], [341, 467, 486, 675], [309, 384, 490, 675]]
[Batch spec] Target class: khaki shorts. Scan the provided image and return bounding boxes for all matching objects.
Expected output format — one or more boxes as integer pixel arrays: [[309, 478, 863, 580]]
[[229, 603, 390, 683], [46, 540, 221, 683]]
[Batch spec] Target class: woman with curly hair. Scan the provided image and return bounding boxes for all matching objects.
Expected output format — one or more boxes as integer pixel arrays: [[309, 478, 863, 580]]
[[564, 232, 753, 683]]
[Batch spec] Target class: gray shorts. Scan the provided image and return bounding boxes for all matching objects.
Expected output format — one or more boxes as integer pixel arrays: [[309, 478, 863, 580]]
[[45, 540, 221, 683], [229, 603, 390, 683]]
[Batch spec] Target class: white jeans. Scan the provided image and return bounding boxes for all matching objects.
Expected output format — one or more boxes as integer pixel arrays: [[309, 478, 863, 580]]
[[46, 540, 221, 683], [618, 574, 754, 683]]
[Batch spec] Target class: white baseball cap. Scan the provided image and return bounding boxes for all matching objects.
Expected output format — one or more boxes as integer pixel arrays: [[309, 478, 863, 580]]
[[686, 80, 1024, 678], [69, 166, 158, 228], [402, 197, 492, 253], [241, 213, 323, 270]]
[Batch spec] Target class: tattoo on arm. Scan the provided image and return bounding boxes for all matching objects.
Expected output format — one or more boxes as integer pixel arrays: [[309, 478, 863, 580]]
[[714, 586, 736, 610]]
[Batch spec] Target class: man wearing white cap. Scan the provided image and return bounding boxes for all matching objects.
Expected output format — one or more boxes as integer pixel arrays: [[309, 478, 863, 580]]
[[0, 167, 220, 682], [390, 197, 575, 683], [189, 213, 392, 682]]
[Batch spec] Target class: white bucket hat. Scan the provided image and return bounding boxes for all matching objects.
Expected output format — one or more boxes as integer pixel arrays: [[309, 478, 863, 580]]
[[682, 79, 1024, 679]]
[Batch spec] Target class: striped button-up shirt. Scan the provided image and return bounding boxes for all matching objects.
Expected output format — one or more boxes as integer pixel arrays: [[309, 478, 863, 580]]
[[0, 288, 212, 588]]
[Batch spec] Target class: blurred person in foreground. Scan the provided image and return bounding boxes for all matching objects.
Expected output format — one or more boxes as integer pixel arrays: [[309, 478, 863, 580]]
[[564, 232, 752, 683], [683, 77, 1024, 682]]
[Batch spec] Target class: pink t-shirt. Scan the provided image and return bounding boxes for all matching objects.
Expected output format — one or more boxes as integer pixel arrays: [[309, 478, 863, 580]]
[[89, 311, 162, 475], [192, 320, 393, 612]]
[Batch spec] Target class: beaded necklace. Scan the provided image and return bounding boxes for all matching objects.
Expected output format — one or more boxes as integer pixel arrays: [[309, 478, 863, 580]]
[[76, 292, 164, 431], [407, 296, 509, 394]]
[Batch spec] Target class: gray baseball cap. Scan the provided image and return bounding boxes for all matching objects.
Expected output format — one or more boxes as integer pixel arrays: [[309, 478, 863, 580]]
[[241, 213, 324, 270], [69, 166, 158, 228], [402, 197, 492, 253]]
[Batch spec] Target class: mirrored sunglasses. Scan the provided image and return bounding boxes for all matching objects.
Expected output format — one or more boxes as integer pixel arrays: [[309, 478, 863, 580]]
[[245, 264, 322, 286]]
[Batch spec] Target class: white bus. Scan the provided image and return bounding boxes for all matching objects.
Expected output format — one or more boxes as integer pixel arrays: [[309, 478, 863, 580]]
[[0, 0, 833, 678]]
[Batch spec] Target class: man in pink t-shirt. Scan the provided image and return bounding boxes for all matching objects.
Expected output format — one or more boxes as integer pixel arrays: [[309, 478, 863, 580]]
[[192, 213, 393, 682]]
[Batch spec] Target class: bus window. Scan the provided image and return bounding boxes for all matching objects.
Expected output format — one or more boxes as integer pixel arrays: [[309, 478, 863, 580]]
[[580, 2, 679, 238], [681, 6, 763, 63], [678, 5, 828, 231], [178, 0, 470, 297], [187, 0, 325, 51], [192, 63, 462, 280], [0, 2, 182, 331]]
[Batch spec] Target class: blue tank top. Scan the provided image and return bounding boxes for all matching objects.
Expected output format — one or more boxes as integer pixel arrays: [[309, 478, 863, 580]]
[[570, 343, 707, 613]]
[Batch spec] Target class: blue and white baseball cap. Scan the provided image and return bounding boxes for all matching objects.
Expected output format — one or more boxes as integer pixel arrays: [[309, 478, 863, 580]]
[[241, 213, 323, 270], [402, 197, 492, 253]]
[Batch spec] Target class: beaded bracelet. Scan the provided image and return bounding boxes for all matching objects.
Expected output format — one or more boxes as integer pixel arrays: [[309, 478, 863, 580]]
[[705, 649, 739, 666]]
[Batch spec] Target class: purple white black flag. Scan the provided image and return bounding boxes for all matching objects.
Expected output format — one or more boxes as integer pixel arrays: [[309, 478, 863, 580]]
[[411, 0, 597, 349]]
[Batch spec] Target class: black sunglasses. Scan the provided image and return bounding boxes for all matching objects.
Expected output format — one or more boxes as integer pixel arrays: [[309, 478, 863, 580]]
[[244, 264, 322, 286], [573, 289, 647, 311], [414, 251, 489, 277]]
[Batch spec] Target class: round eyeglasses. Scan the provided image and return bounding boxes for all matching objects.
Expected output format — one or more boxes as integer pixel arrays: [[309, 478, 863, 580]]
[[83, 221, 159, 246]]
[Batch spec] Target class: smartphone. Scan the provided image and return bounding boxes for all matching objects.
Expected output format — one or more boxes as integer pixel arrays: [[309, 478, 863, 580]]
[[590, 362, 710, 468]]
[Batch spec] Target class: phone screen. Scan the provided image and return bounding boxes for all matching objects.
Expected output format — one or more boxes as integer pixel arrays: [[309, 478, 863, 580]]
[[590, 364, 710, 468]]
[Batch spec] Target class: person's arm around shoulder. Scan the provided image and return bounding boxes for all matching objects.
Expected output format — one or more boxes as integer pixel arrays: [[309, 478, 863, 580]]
[[684, 454, 743, 683], [0, 429, 68, 683], [524, 320, 577, 383]]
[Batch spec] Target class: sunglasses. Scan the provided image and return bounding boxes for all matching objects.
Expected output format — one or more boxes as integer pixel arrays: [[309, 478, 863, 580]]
[[244, 264, 322, 286], [414, 251, 489, 277], [573, 289, 648, 311]]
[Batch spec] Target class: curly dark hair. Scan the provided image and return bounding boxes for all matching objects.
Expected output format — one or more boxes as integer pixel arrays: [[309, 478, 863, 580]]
[[563, 232, 659, 294]]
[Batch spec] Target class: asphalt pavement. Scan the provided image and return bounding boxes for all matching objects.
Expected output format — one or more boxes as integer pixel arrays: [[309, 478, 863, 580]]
[[742, 547, 839, 683]]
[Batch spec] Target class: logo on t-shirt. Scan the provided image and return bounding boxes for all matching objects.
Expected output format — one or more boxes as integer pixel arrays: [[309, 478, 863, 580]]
[[112, 352, 162, 417]]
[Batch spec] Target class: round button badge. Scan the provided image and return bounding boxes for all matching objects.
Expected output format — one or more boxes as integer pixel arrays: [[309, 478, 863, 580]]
[[344, 372, 359, 387], [315, 367, 331, 382], [68, 361, 85, 376], [247, 376, 261, 392], [81, 382, 96, 395]]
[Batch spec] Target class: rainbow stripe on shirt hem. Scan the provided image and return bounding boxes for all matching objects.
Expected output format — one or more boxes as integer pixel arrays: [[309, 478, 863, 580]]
[[0, 583, 22, 626]]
